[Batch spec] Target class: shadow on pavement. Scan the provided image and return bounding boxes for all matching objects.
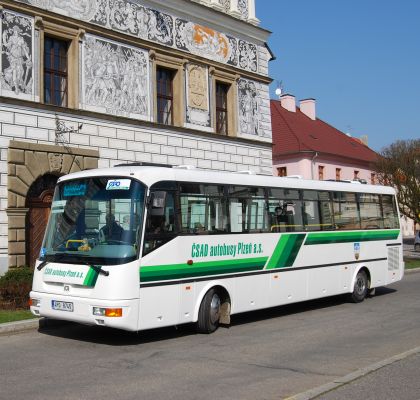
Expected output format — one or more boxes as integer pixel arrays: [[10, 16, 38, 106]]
[[38, 286, 397, 346]]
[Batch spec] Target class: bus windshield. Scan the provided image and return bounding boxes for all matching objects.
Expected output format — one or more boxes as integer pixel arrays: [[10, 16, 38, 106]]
[[40, 177, 146, 265]]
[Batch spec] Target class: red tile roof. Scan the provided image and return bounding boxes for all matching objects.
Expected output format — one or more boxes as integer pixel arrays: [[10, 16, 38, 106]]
[[271, 99, 378, 164]]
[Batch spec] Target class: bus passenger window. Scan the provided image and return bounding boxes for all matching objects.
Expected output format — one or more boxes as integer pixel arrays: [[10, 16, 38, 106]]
[[359, 193, 383, 229], [267, 188, 303, 232], [382, 195, 399, 229], [143, 191, 177, 255], [332, 192, 361, 230], [227, 186, 267, 233], [179, 184, 227, 234]]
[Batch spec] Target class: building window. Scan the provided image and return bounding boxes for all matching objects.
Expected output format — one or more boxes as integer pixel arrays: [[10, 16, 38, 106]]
[[371, 173, 376, 184], [336, 168, 341, 181], [277, 167, 287, 177], [44, 37, 69, 107], [318, 165, 324, 180], [156, 67, 174, 125], [354, 170, 359, 180], [216, 82, 229, 135]]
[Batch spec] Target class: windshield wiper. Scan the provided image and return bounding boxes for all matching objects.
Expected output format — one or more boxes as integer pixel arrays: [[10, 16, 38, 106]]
[[79, 261, 109, 277], [37, 254, 109, 277], [37, 260, 49, 271], [37, 253, 70, 271]]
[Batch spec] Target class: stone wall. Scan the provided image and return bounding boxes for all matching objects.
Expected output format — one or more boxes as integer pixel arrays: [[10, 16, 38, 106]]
[[0, 102, 272, 271]]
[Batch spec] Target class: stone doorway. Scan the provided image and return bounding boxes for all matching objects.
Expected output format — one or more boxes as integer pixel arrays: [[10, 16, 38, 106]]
[[26, 175, 58, 268], [7, 140, 99, 268]]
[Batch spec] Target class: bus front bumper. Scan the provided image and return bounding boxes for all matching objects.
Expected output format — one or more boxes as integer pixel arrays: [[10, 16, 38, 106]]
[[29, 291, 139, 331]]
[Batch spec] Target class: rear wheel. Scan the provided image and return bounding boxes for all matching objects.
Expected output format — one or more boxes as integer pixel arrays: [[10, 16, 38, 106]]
[[197, 288, 221, 334], [350, 270, 368, 303]]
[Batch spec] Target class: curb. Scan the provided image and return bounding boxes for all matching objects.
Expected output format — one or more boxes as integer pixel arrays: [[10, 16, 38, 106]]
[[404, 267, 420, 274], [284, 345, 420, 400], [0, 318, 40, 335], [0, 317, 69, 335]]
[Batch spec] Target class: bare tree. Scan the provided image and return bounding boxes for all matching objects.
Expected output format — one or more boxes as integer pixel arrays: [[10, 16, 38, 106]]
[[375, 139, 420, 225]]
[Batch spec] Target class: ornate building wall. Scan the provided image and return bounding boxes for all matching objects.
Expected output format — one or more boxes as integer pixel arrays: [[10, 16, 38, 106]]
[[0, 0, 273, 271]]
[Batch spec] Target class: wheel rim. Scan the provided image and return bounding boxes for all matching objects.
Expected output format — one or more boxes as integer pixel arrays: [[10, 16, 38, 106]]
[[355, 275, 366, 296], [209, 293, 221, 324]]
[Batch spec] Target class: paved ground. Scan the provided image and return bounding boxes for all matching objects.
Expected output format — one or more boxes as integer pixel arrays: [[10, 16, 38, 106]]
[[316, 352, 420, 400], [1, 272, 419, 400]]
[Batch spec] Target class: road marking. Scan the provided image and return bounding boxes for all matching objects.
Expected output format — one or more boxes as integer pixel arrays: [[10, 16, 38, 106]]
[[284, 345, 420, 400]]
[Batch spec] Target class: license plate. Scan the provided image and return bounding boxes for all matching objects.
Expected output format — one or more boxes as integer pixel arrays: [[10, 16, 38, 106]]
[[52, 300, 74, 312]]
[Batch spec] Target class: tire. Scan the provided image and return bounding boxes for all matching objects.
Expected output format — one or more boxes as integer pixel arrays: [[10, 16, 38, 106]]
[[350, 270, 369, 303], [197, 288, 221, 334]]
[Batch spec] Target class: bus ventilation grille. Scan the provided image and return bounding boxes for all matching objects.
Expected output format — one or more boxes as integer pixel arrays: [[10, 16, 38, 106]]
[[387, 247, 400, 271]]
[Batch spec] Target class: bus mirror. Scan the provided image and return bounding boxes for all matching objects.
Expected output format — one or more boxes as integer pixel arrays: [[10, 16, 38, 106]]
[[150, 191, 166, 216]]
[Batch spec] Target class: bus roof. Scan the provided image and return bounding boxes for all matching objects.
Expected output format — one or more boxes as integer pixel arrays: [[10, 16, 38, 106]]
[[58, 166, 396, 195]]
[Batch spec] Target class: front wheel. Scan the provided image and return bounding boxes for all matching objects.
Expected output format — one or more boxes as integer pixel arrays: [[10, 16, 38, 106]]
[[350, 270, 368, 303], [197, 288, 221, 334]]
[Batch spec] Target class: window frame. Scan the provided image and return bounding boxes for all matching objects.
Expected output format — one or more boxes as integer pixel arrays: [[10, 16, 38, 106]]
[[152, 52, 185, 127], [43, 36, 69, 107], [156, 67, 175, 125], [210, 68, 237, 136], [215, 81, 229, 135], [39, 20, 80, 108]]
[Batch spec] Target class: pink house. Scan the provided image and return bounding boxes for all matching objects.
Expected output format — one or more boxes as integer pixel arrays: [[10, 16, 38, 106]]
[[271, 94, 415, 236]]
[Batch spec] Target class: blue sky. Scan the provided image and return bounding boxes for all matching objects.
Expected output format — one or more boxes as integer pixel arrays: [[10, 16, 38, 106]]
[[257, 0, 420, 152]]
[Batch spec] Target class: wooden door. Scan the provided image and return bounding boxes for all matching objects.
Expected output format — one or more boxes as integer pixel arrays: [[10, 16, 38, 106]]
[[28, 190, 54, 268]]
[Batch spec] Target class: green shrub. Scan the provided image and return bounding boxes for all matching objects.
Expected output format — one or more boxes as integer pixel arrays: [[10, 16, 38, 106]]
[[0, 267, 33, 310]]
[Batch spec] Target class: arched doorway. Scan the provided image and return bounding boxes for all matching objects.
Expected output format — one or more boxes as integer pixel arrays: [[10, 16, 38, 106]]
[[26, 174, 59, 268]]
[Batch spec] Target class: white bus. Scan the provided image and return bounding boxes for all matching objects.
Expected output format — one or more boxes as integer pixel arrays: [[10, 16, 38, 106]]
[[30, 165, 403, 333]]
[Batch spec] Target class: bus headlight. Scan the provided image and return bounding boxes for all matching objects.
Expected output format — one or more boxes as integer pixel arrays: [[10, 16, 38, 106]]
[[93, 307, 122, 317]]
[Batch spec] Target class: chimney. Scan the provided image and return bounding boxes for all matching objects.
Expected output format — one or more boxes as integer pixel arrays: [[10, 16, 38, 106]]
[[300, 98, 316, 120], [280, 94, 296, 113]]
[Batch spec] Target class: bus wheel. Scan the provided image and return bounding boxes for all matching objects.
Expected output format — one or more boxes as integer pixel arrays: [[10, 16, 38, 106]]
[[197, 288, 221, 334], [350, 270, 368, 303]]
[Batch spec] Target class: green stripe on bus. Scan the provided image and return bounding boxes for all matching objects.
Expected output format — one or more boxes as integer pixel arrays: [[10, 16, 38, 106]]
[[266, 234, 306, 269], [83, 267, 100, 287], [140, 257, 267, 282], [304, 229, 400, 245]]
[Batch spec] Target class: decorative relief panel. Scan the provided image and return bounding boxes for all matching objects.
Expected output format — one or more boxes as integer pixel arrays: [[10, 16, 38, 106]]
[[28, 0, 99, 20], [91, 1, 174, 46], [238, 78, 258, 136], [0, 10, 35, 100], [186, 64, 210, 127], [14, 0, 259, 73], [238, 40, 257, 72], [175, 20, 236, 66], [81, 34, 150, 120]]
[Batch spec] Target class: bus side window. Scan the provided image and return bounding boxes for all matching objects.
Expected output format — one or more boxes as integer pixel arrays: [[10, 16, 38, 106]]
[[332, 192, 361, 230], [143, 191, 177, 255], [228, 186, 267, 233], [382, 195, 399, 229], [267, 188, 303, 232], [179, 184, 227, 234], [359, 193, 383, 229]]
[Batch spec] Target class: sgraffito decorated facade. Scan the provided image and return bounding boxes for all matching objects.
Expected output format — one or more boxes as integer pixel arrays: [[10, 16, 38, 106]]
[[0, 0, 273, 272]]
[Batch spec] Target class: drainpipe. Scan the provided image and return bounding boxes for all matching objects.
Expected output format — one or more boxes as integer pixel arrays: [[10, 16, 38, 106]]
[[311, 152, 318, 180]]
